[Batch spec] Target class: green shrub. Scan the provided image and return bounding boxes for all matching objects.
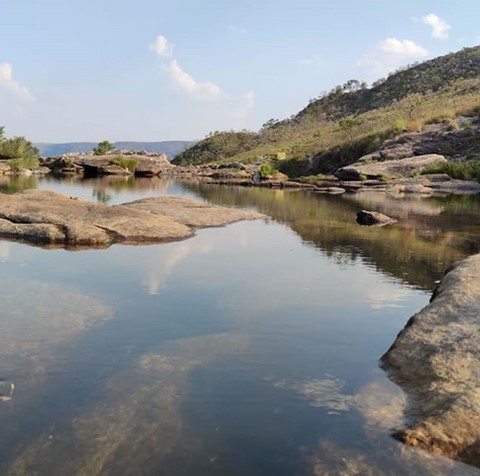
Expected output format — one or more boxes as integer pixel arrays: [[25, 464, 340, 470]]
[[258, 163, 278, 179], [393, 119, 407, 134], [93, 140, 115, 156], [0, 136, 39, 160], [7, 157, 39, 171], [109, 156, 138, 172], [422, 160, 480, 180]]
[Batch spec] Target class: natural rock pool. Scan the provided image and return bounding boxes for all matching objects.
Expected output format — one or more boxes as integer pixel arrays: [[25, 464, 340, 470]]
[[1, 175, 480, 475]]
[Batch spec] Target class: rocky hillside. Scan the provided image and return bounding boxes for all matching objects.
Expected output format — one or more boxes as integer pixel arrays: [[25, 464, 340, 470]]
[[173, 45, 480, 175]]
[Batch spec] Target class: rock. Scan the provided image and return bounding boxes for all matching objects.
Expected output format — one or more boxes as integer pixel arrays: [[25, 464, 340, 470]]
[[0, 190, 264, 248], [315, 187, 346, 195], [75, 154, 173, 177], [386, 184, 434, 196], [381, 254, 480, 467], [335, 154, 447, 181], [428, 179, 480, 195], [356, 210, 397, 226]]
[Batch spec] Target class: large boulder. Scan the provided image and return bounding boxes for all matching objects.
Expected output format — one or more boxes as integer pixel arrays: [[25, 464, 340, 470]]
[[0, 190, 264, 248], [335, 154, 447, 181], [381, 254, 480, 467], [75, 154, 174, 176]]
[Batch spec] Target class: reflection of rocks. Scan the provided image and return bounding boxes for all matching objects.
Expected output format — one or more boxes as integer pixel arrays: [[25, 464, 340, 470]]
[[381, 254, 480, 467], [7, 333, 249, 476], [357, 210, 397, 227], [0, 190, 264, 248], [270, 375, 476, 474]]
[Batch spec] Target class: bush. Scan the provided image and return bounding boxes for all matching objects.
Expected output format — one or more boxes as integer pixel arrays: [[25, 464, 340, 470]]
[[258, 163, 278, 179], [7, 157, 40, 171], [0, 136, 39, 160], [93, 140, 115, 156], [109, 156, 138, 172], [422, 160, 480, 180], [393, 119, 407, 134]]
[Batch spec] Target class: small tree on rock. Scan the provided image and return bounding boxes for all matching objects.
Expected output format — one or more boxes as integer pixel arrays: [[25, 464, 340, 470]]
[[93, 140, 115, 156]]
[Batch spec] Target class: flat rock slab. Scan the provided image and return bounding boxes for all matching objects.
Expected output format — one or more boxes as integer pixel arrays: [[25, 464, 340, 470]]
[[381, 254, 480, 467], [335, 154, 447, 181], [0, 190, 264, 248]]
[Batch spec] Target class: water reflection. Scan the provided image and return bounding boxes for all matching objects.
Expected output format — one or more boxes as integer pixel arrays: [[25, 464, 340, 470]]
[[182, 182, 480, 291], [1, 177, 480, 474]]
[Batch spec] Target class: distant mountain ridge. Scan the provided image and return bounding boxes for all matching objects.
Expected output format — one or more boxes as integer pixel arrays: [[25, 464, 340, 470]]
[[35, 141, 195, 158]]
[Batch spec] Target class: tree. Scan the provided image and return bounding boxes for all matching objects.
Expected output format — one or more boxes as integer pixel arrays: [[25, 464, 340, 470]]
[[0, 135, 39, 160], [93, 140, 115, 156], [339, 116, 361, 142]]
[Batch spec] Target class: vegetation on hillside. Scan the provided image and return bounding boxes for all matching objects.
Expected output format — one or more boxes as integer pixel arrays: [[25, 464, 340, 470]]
[[173, 46, 480, 176]]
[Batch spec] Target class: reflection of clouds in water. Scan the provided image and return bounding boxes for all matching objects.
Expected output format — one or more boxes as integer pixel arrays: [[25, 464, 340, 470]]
[[267, 375, 354, 413], [143, 226, 250, 295], [7, 332, 249, 475], [144, 239, 214, 295], [0, 242, 9, 262], [365, 285, 413, 309], [267, 376, 406, 425]]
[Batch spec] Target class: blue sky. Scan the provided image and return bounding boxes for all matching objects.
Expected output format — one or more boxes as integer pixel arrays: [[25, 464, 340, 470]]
[[1, 0, 479, 142]]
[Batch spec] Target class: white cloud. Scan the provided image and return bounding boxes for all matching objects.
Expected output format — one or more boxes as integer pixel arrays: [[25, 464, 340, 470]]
[[0, 63, 34, 102], [297, 56, 323, 66], [233, 90, 255, 129], [227, 24, 247, 35], [422, 13, 451, 40], [358, 38, 428, 75], [149, 35, 174, 57], [166, 59, 222, 99]]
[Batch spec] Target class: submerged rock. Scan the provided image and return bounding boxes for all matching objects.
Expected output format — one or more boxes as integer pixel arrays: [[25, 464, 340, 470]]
[[381, 254, 480, 467], [356, 210, 397, 227], [0, 190, 264, 248]]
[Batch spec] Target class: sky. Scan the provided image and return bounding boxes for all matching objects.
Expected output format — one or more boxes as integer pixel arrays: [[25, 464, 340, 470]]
[[1, 0, 479, 142]]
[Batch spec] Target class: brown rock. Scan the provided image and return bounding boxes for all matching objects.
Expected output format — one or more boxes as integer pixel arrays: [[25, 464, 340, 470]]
[[0, 190, 264, 248], [381, 254, 480, 467]]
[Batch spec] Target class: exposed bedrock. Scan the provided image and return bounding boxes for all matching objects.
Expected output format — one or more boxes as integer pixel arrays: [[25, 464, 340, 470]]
[[0, 190, 264, 248], [381, 253, 480, 467]]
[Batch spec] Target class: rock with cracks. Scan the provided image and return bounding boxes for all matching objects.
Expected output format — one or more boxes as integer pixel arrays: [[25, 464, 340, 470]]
[[0, 190, 264, 248], [381, 254, 480, 468]]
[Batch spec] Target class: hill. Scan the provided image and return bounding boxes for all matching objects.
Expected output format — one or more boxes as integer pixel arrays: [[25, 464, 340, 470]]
[[173, 45, 480, 175], [35, 141, 195, 158]]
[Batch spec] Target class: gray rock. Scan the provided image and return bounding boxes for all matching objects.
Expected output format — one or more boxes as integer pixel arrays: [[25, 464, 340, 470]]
[[335, 154, 447, 181], [386, 184, 434, 196], [75, 154, 173, 177], [381, 254, 480, 467], [356, 210, 397, 226], [0, 190, 264, 248]]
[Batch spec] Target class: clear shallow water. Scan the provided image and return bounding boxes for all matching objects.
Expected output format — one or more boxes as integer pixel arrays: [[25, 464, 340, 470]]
[[1, 176, 480, 475]]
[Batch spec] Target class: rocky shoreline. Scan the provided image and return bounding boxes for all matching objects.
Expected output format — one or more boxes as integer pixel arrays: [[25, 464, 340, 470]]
[[381, 253, 480, 467], [0, 190, 264, 248]]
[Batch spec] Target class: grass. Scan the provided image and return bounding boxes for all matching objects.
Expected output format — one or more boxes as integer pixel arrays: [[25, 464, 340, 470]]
[[182, 79, 480, 173], [7, 157, 39, 171], [109, 156, 138, 172], [422, 160, 480, 180]]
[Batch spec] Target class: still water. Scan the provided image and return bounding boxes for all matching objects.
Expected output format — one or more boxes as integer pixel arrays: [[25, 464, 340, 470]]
[[1, 175, 480, 475]]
